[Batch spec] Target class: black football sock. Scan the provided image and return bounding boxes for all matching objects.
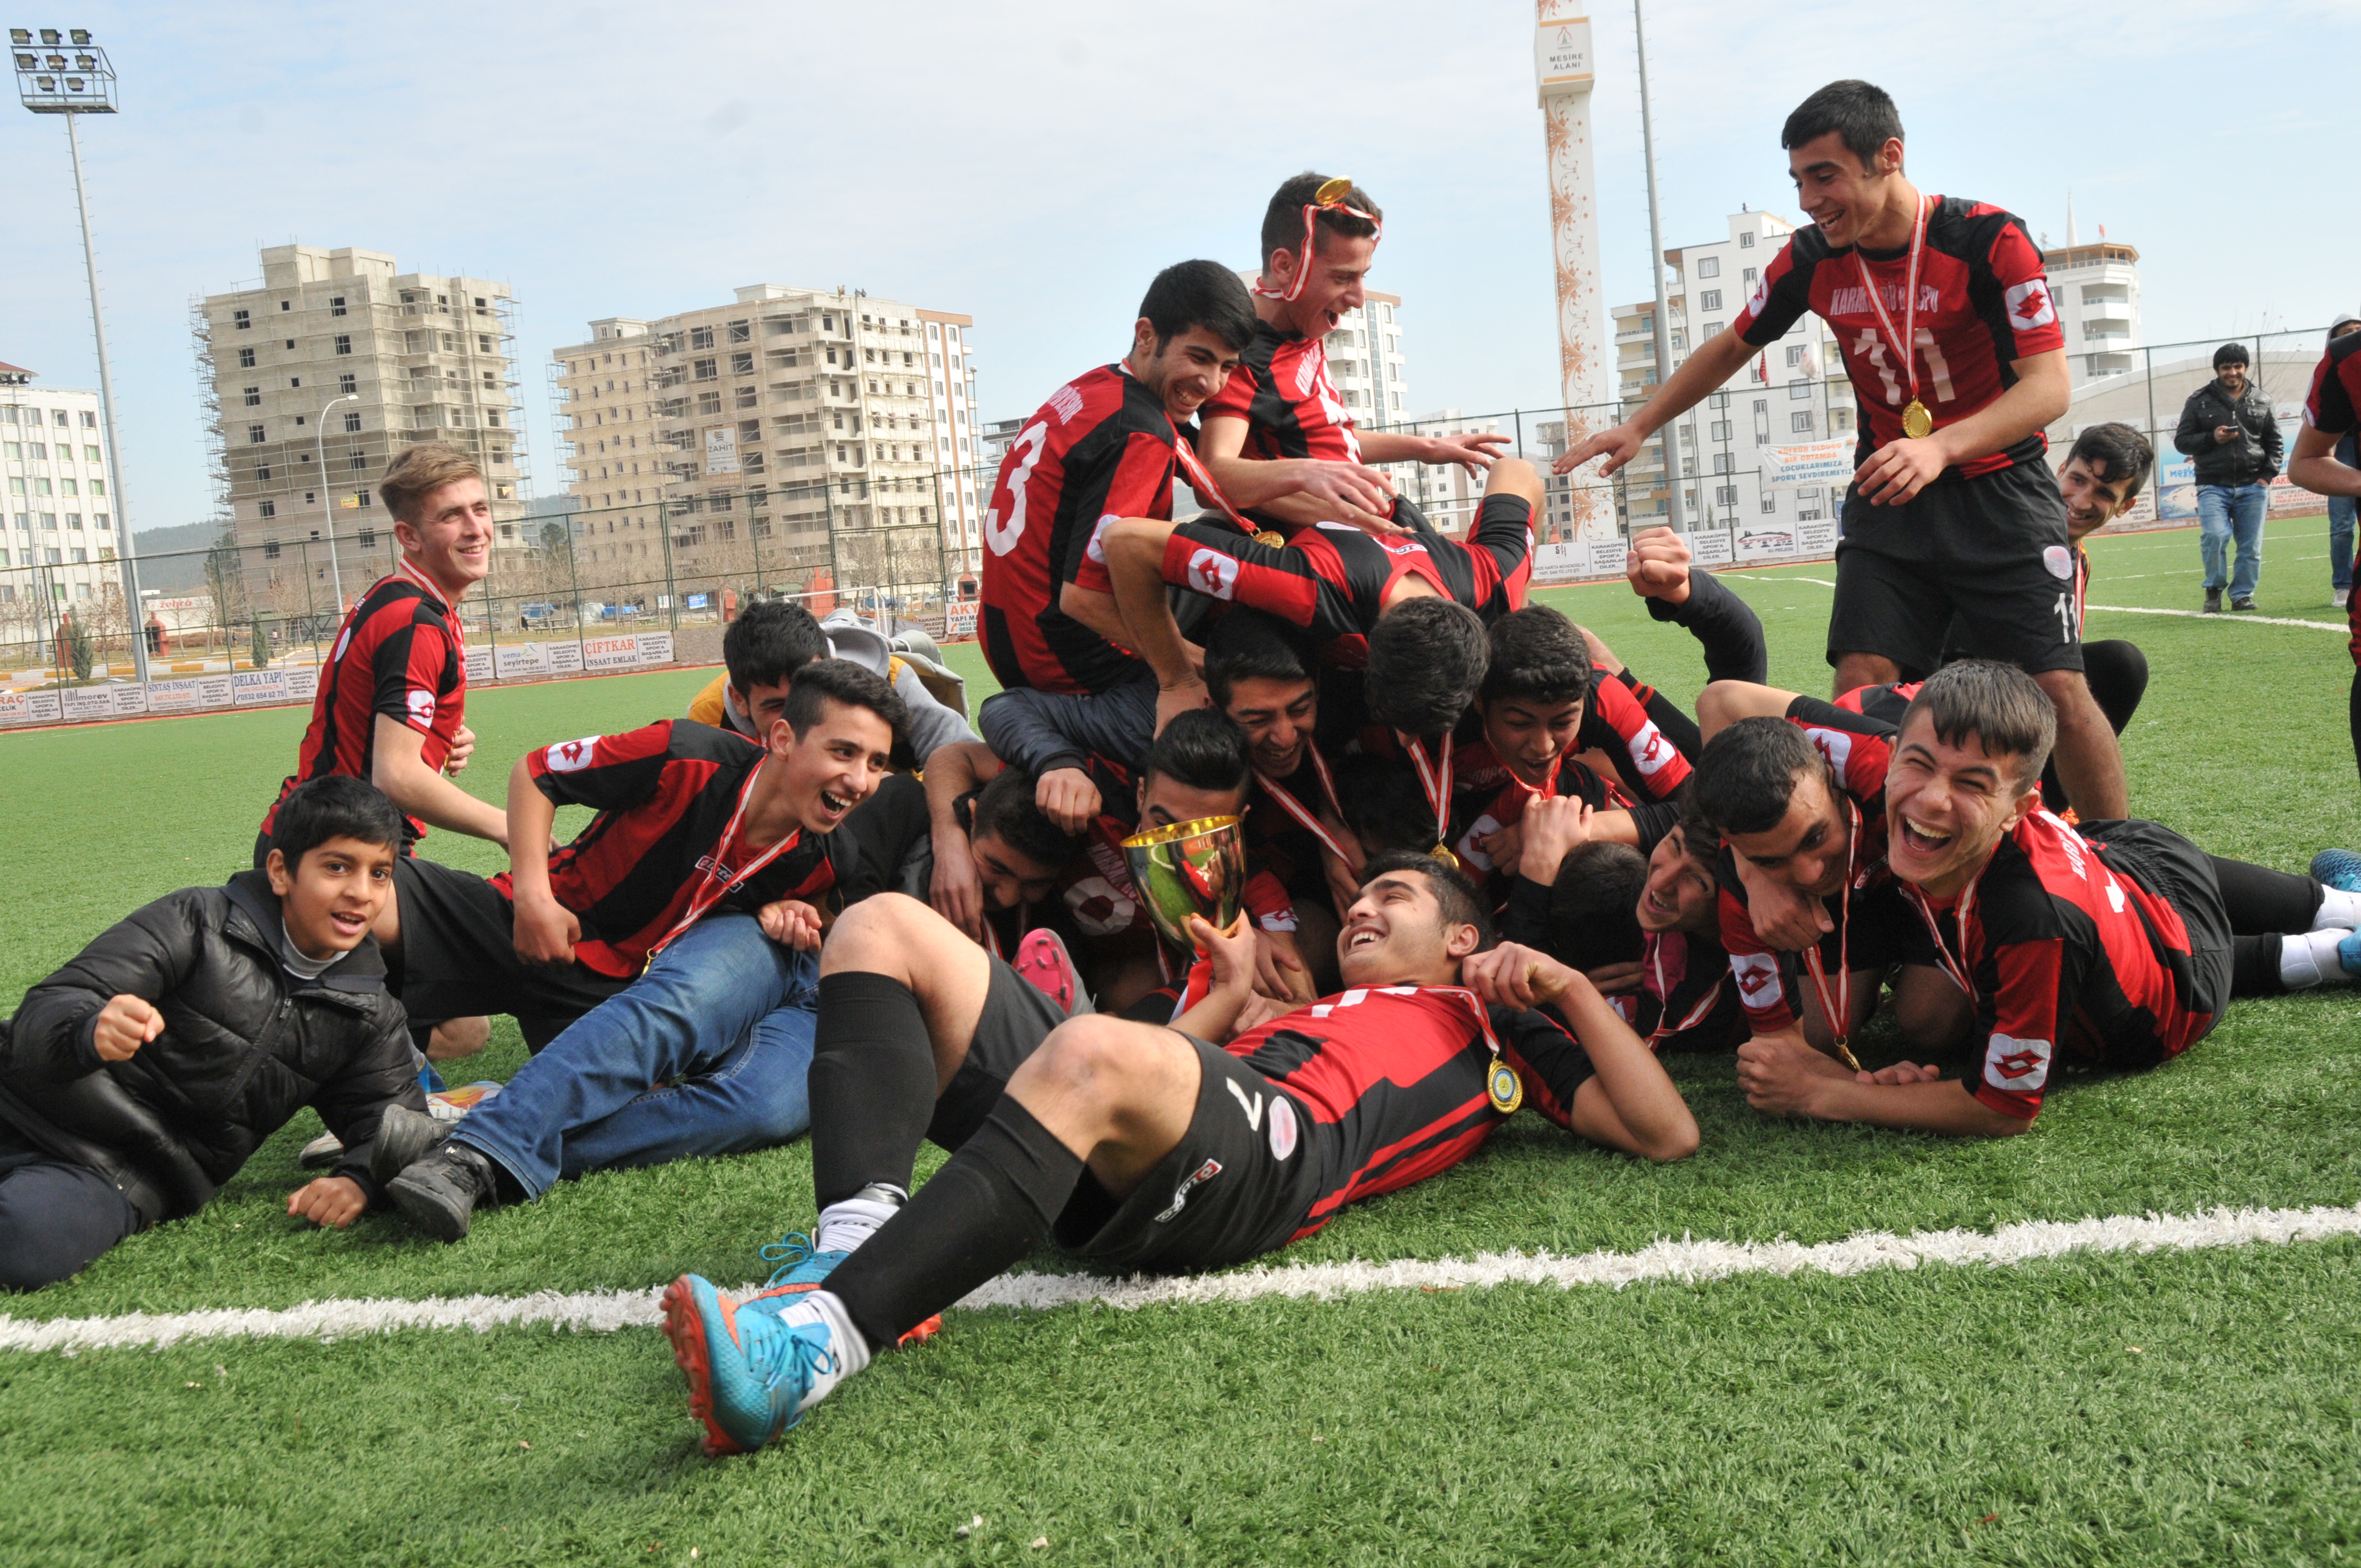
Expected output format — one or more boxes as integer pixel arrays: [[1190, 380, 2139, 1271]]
[[2208, 856, 2322, 935], [2231, 934, 2287, 997], [809, 972, 940, 1209], [825, 1096, 1084, 1351], [1477, 492, 1531, 532]]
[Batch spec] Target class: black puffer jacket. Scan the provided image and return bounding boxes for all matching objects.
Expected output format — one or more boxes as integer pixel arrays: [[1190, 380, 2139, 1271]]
[[2174, 378, 2283, 487], [0, 870, 423, 1223]]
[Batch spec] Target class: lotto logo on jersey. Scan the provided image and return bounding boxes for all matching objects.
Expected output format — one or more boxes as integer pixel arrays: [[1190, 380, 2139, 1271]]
[[2005, 280, 2056, 331], [1186, 548, 1239, 601], [1744, 273, 1771, 320], [1731, 951, 1782, 1003], [405, 689, 437, 728], [1627, 722, 1676, 778], [1805, 726, 1854, 777], [545, 734, 601, 773], [1984, 1032, 2052, 1092]]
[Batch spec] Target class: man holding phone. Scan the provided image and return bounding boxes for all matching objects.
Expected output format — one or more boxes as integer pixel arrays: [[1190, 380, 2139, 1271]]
[[2175, 342, 2283, 614]]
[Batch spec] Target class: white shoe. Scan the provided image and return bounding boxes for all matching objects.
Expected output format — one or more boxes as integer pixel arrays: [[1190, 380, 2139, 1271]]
[[2336, 589, 2351, 609]]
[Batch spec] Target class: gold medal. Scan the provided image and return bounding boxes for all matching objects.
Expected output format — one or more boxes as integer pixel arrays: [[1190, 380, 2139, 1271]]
[[1313, 175, 1355, 205], [1429, 843, 1460, 872], [1901, 399, 1934, 440], [1486, 1057, 1524, 1116], [1253, 530, 1285, 548]]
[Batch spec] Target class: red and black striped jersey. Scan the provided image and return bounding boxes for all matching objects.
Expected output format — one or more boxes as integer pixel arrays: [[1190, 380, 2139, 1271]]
[[2302, 334, 2361, 664], [492, 720, 847, 979], [1903, 813, 2213, 1121], [1223, 986, 1594, 1243], [1716, 717, 1897, 1033], [1157, 504, 1533, 666], [979, 364, 1179, 695], [262, 562, 466, 845], [1198, 318, 1361, 467], [1734, 196, 2064, 479]]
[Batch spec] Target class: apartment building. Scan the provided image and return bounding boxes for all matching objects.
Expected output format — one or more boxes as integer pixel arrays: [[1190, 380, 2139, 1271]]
[[0, 361, 120, 609], [552, 286, 981, 590], [195, 246, 526, 609], [2046, 239, 2142, 385]]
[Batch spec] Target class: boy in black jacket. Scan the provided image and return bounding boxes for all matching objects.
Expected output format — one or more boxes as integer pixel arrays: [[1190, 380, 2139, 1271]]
[[0, 776, 423, 1289]]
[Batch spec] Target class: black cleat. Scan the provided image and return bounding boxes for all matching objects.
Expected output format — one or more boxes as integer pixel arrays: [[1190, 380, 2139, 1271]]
[[2232, 597, 2257, 613], [368, 1104, 454, 1188], [386, 1141, 501, 1242]]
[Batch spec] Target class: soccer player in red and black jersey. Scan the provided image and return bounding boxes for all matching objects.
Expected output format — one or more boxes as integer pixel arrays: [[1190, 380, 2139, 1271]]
[[2288, 324, 2361, 778], [377, 661, 908, 1239], [655, 853, 1698, 1455], [1556, 81, 2126, 822], [257, 443, 507, 863], [1198, 173, 1513, 536], [1729, 662, 2361, 1136]]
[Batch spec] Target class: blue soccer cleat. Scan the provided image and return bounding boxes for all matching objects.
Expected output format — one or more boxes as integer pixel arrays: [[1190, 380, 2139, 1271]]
[[2339, 930, 2361, 980], [746, 1231, 943, 1345], [660, 1273, 841, 1457], [2311, 849, 2361, 894]]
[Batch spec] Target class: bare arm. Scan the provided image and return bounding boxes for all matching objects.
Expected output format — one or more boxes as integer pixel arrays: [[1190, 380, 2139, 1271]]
[[1102, 518, 1212, 732], [1854, 349, 2072, 507], [1197, 414, 1403, 534], [1556, 329, 1758, 476], [2290, 424, 2361, 498], [1463, 945, 1698, 1162], [372, 714, 509, 845], [1734, 1026, 2027, 1137], [504, 755, 577, 966], [1056, 581, 1131, 648], [922, 741, 1002, 942]]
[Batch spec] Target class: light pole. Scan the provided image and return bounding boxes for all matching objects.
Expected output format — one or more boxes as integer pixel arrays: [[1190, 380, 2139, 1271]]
[[10, 26, 146, 679], [313, 392, 360, 612]]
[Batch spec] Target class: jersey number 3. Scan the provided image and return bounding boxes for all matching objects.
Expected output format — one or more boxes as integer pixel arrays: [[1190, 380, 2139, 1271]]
[[984, 422, 1049, 557]]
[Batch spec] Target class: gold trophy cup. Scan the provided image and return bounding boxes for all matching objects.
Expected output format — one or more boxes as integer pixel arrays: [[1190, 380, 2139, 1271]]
[[1122, 814, 1246, 956]]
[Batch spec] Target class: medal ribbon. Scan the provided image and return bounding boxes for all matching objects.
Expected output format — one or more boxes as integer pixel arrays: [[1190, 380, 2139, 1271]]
[[1255, 743, 1351, 864], [1169, 428, 1252, 533], [395, 556, 463, 652], [1645, 934, 1729, 1048], [1797, 795, 1860, 1065], [647, 763, 803, 959], [1852, 194, 1932, 413], [1400, 732, 1454, 851], [1901, 863, 1989, 999], [1252, 180, 1384, 303]]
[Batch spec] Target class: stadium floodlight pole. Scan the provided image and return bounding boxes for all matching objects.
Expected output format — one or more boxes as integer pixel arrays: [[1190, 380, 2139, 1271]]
[[10, 26, 148, 679], [314, 392, 361, 611], [1631, 0, 1684, 532]]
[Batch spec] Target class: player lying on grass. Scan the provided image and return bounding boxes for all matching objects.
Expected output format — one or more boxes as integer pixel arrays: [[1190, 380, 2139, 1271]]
[[1711, 662, 2361, 1136], [685, 597, 973, 765], [833, 764, 1082, 961], [656, 853, 1698, 1455], [374, 662, 906, 1240], [0, 777, 424, 1291]]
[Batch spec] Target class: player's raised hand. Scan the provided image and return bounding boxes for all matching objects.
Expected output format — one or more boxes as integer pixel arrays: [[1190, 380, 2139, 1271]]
[[444, 723, 477, 777], [1461, 941, 1576, 1010], [1035, 767, 1103, 835], [1554, 421, 1644, 477], [512, 890, 581, 967], [1517, 796, 1594, 884], [91, 993, 164, 1061], [1419, 429, 1511, 480], [1855, 435, 1946, 507], [1187, 912, 1259, 1000], [1283, 459, 1403, 535], [1625, 526, 1694, 605], [758, 899, 825, 951], [1585, 959, 1645, 996]]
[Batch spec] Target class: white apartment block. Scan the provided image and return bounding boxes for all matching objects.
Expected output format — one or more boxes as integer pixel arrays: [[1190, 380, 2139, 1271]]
[[196, 246, 526, 607], [553, 286, 981, 587], [0, 361, 119, 608], [2046, 240, 2142, 385]]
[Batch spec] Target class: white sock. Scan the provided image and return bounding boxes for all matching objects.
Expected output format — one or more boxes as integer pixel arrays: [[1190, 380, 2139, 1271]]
[[814, 1191, 903, 1256], [2313, 886, 2361, 931], [2278, 928, 2349, 989], [776, 1291, 871, 1411]]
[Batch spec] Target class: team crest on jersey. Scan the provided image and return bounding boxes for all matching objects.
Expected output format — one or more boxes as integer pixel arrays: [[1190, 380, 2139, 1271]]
[[1152, 1158, 1222, 1223], [1186, 547, 1239, 601], [1063, 873, 1139, 937], [2043, 545, 2075, 580], [2005, 280, 2056, 331], [1266, 1094, 1299, 1160], [406, 689, 436, 728], [1984, 1032, 2051, 1091], [546, 734, 600, 773], [1731, 951, 1782, 1002]]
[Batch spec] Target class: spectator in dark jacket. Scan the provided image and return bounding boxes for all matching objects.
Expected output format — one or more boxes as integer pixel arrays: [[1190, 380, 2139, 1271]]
[[0, 776, 423, 1290], [2176, 342, 2284, 613]]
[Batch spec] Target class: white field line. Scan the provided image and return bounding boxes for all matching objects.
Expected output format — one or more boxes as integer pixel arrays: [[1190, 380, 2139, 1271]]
[[6, 1201, 2360, 1355], [1727, 570, 2347, 631]]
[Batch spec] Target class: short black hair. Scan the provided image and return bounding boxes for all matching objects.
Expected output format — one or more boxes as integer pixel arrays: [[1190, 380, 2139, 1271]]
[[1693, 716, 1827, 837], [781, 656, 908, 744], [970, 769, 1080, 871], [1672, 783, 1721, 869], [1332, 754, 1434, 856], [1205, 608, 1316, 710], [1139, 260, 1258, 357], [1261, 172, 1381, 273], [1898, 660, 2056, 792], [271, 775, 405, 867], [1781, 80, 1903, 170], [723, 598, 829, 694], [2065, 421, 2155, 497], [2213, 342, 2250, 370], [1358, 850, 1493, 951], [1546, 841, 1647, 973], [1142, 707, 1251, 796], [1481, 605, 1592, 707], [1366, 598, 1488, 736]]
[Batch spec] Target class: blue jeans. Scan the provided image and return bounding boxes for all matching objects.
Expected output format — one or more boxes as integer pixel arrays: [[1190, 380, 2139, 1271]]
[[2199, 484, 2267, 601], [2330, 496, 2355, 593], [455, 913, 818, 1199]]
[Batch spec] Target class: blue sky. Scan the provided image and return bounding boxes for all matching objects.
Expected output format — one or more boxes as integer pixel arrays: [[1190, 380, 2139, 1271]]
[[3, 0, 2351, 536]]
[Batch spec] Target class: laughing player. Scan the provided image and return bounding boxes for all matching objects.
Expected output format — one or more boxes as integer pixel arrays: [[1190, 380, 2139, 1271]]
[[655, 854, 1696, 1455]]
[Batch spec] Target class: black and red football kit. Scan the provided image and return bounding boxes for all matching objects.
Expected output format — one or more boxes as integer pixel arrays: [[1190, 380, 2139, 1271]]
[[1735, 195, 2079, 678], [258, 561, 465, 854], [1901, 813, 2230, 1123], [2303, 331, 2361, 668], [1199, 319, 1363, 466], [979, 363, 1243, 695], [1158, 496, 1533, 666], [493, 720, 849, 979]]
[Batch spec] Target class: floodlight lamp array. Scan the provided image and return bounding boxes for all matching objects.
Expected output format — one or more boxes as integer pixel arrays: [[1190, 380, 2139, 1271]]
[[11, 26, 113, 112]]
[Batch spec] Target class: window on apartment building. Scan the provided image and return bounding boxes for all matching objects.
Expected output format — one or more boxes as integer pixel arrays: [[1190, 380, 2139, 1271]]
[[1710, 420, 1731, 440], [334, 335, 352, 356], [731, 351, 753, 375], [477, 335, 492, 352], [1712, 453, 1734, 474], [233, 308, 250, 330], [238, 348, 255, 368], [285, 339, 295, 350], [1739, 231, 1756, 249], [1743, 266, 1758, 285], [1700, 290, 1722, 311], [247, 424, 265, 443], [727, 320, 750, 342], [1785, 345, 1806, 367], [1789, 381, 1811, 400], [1791, 411, 1814, 432], [1716, 485, 1738, 508], [330, 296, 346, 317], [692, 358, 717, 382], [337, 374, 356, 398], [690, 325, 715, 351], [1696, 257, 1720, 277], [242, 387, 260, 407], [259, 501, 276, 519]]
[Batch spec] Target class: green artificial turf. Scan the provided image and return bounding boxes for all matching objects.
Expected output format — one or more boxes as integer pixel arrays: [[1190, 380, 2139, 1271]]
[[3, 517, 2359, 1564]]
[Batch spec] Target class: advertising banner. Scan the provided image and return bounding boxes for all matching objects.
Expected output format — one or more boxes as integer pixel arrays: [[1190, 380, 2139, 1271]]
[[195, 674, 238, 709], [1796, 520, 1840, 558], [1586, 539, 1630, 579], [581, 634, 642, 672], [232, 669, 288, 706], [1688, 527, 1734, 567], [636, 630, 674, 665], [0, 688, 63, 725], [145, 677, 206, 713], [944, 600, 978, 639], [1529, 542, 1584, 584], [464, 646, 493, 685], [1734, 525, 1799, 563], [59, 685, 115, 721], [110, 684, 149, 716], [545, 641, 585, 676], [494, 643, 548, 682], [1760, 439, 1854, 493]]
